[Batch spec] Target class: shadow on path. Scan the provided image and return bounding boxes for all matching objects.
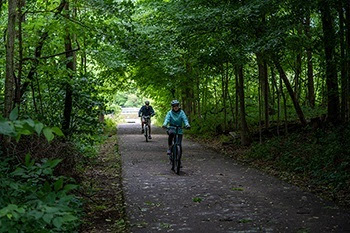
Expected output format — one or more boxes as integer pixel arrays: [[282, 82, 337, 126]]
[[118, 123, 350, 233]]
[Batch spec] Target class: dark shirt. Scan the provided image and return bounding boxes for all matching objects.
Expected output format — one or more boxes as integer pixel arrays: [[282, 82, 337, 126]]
[[138, 105, 155, 117]]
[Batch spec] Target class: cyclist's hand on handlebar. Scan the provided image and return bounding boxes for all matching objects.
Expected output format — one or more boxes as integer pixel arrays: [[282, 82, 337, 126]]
[[185, 125, 191, 129], [162, 125, 167, 129]]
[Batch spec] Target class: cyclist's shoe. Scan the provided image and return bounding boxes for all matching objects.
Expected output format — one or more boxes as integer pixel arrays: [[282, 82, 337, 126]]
[[167, 150, 172, 161], [148, 135, 152, 139], [141, 128, 144, 134]]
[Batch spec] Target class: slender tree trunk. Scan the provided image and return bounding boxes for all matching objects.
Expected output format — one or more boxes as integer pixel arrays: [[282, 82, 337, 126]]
[[257, 54, 269, 129], [14, 0, 24, 108], [20, 0, 66, 99], [271, 67, 280, 136], [305, 13, 316, 108], [4, 0, 17, 118], [235, 71, 239, 130], [62, 1, 76, 134], [338, 2, 347, 122], [295, 43, 302, 101], [273, 58, 307, 126], [221, 66, 227, 131], [258, 69, 262, 143], [31, 82, 38, 115], [346, 0, 350, 121], [319, 0, 340, 123], [280, 76, 288, 134], [237, 65, 251, 146]]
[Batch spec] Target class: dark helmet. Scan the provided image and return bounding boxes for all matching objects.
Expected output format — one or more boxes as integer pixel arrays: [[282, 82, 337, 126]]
[[145, 101, 150, 105], [171, 100, 180, 107]]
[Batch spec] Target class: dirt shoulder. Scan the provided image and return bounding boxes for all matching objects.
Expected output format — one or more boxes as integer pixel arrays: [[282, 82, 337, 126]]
[[80, 135, 128, 233], [118, 123, 350, 233]]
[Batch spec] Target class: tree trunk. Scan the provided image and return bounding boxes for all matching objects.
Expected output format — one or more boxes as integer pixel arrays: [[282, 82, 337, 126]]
[[15, 0, 25, 108], [258, 68, 262, 143], [237, 65, 251, 146], [20, 0, 66, 99], [271, 67, 280, 136], [273, 58, 307, 126], [280, 76, 288, 134], [319, 0, 340, 123], [346, 0, 350, 121], [62, 1, 76, 134], [4, 0, 17, 118], [305, 13, 316, 108], [295, 43, 302, 101], [235, 70, 239, 130], [257, 53, 269, 129], [338, 1, 347, 122]]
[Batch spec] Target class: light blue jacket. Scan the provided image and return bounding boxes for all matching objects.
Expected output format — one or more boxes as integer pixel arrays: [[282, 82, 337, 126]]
[[162, 109, 190, 134]]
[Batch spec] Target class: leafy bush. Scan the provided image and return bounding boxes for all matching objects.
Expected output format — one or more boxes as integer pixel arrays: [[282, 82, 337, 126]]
[[0, 107, 64, 142], [0, 155, 81, 233], [0, 111, 82, 232], [248, 125, 350, 194]]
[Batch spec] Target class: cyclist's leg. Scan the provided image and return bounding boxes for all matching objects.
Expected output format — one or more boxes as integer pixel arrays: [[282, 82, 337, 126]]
[[141, 117, 145, 133], [167, 133, 175, 155], [148, 119, 152, 139], [178, 134, 183, 166]]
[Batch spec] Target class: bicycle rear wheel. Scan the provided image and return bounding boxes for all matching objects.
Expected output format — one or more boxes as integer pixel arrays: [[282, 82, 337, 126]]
[[171, 145, 176, 171], [145, 126, 148, 142]]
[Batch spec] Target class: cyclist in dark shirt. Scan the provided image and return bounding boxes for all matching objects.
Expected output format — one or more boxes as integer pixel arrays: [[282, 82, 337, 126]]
[[138, 101, 155, 138]]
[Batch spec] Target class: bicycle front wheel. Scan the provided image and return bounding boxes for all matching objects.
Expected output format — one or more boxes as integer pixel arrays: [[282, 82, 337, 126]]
[[175, 145, 181, 175]]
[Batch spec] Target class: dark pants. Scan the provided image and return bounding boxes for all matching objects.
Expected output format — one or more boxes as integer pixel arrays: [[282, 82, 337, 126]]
[[168, 133, 183, 149]]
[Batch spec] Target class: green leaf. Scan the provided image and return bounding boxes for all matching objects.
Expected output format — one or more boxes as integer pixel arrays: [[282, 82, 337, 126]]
[[25, 153, 31, 167], [43, 213, 54, 224], [24, 119, 35, 127], [29, 210, 44, 220], [49, 159, 62, 169], [16, 207, 25, 214], [45, 207, 59, 213], [62, 214, 78, 222], [43, 181, 51, 193], [51, 127, 64, 137], [11, 167, 26, 176], [54, 177, 64, 191], [53, 217, 63, 228], [192, 197, 202, 203], [0, 120, 15, 136], [34, 122, 44, 135], [63, 184, 78, 192], [9, 107, 18, 121], [43, 127, 54, 142], [19, 129, 32, 135]]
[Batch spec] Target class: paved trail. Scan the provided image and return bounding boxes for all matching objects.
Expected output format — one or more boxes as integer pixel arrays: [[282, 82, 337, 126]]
[[118, 123, 350, 233]]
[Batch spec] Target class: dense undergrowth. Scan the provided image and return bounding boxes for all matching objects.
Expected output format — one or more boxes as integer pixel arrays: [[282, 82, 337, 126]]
[[0, 115, 84, 232], [0, 108, 125, 232], [246, 125, 350, 206]]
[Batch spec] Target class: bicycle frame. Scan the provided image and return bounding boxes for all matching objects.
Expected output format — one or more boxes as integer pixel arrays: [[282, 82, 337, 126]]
[[167, 126, 182, 174]]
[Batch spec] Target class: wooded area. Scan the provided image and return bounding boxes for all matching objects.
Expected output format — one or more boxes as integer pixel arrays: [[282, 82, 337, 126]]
[[0, 0, 349, 231]]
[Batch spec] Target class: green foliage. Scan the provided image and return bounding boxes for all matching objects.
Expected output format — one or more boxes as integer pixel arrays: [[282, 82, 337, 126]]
[[0, 116, 81, 232], [0, 108, 64, 142], [247, 126, 350, 193], [192, 197, 202, 203], [0, 156, 81, 233]]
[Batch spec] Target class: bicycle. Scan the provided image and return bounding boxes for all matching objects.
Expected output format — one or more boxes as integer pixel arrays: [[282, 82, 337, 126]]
[[142, 116, 151, 142], [166, 125, 184, 175]]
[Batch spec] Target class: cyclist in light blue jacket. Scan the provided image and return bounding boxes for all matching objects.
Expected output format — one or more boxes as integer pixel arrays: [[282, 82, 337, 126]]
[[162, 100, 190, 156]]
